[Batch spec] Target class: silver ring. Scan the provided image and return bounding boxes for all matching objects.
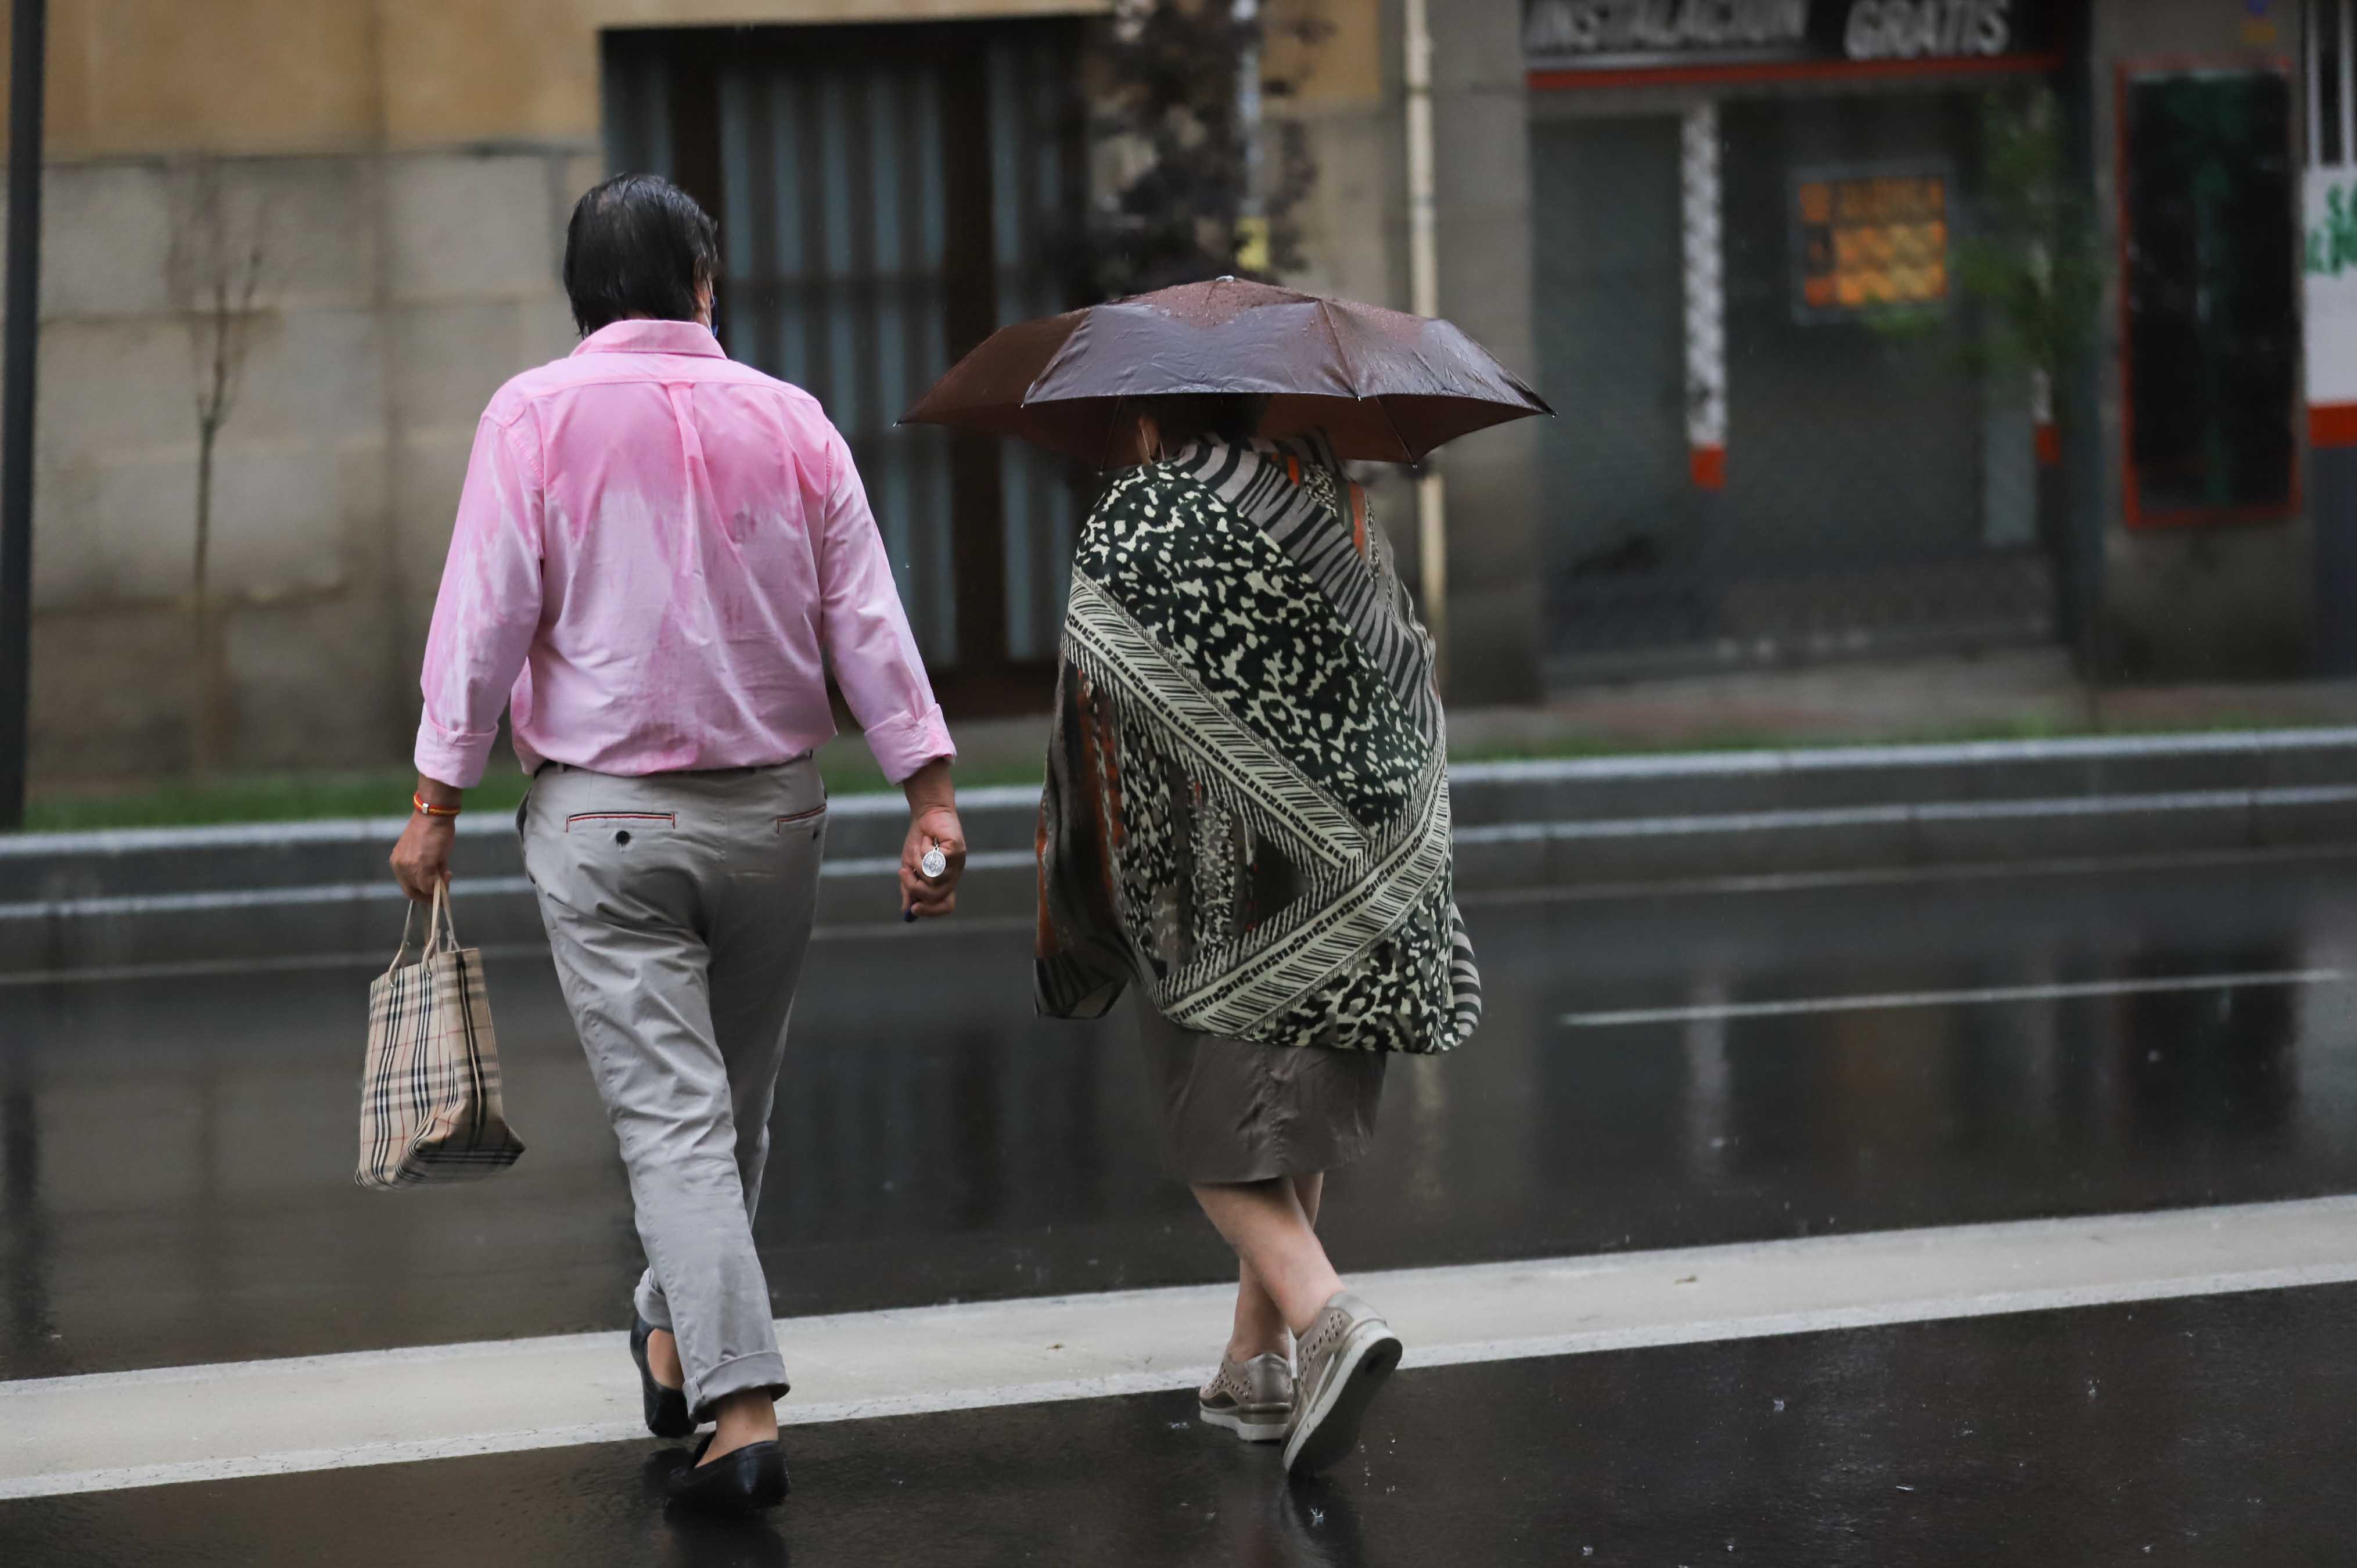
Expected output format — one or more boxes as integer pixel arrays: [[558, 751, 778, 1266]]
[[920, 846, 948, 881]]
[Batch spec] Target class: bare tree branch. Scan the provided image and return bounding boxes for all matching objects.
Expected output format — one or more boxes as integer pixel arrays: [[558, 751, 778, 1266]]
[[165, 156, 273, 776]]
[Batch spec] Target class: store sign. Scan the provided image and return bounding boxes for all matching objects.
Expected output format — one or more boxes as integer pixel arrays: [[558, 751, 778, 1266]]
[[1792, 166, 1952, 321], [1525, 0, 2053, 75], [2305, 168, 2357, 407]]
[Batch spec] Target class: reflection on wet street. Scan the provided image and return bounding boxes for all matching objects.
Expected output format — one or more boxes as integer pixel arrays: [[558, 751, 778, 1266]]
[[4, 857, 2356, 1563], [6, 858, 2355, 1378]]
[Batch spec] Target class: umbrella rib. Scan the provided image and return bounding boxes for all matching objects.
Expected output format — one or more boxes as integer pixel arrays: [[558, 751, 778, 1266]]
[[1315, 297, 1413, 463], [1313, 299, 1360, 393], [1374, 396, 1418, 466], [1024, 308, 1091, 408]]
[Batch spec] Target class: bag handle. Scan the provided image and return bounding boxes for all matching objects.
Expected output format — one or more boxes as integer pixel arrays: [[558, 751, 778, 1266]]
[[424, 880, 463, 960], [385, 881, 463, 976]]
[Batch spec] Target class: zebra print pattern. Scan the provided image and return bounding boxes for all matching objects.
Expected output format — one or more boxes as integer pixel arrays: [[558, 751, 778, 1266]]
[[1171, 435, 1444, 742], [1446, 904, 1483, 1044]]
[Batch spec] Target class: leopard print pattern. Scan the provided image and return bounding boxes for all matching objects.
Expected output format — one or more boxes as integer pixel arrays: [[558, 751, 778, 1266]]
[[1251, 877, 1464, 1054], [1104, 693, 1190, 980], [1072, 464, 1424, 830]]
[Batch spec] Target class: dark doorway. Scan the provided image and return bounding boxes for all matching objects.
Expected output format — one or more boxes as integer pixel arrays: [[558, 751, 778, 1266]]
[[2119, 67, 2299, 528], [603, 21, 1090, 713]]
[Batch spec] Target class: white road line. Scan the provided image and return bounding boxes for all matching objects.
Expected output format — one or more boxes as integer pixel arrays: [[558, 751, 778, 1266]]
[[1560, 968, 2347, 1028], [6, 1195, 2357, 1500]]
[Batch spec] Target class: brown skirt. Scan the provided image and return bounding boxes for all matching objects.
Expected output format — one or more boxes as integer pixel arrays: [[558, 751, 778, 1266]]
[[1134, 1001, 1389, 1184]]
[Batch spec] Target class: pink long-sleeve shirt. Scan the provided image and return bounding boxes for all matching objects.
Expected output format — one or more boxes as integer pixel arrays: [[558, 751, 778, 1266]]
[[415, 319, 954, 789]]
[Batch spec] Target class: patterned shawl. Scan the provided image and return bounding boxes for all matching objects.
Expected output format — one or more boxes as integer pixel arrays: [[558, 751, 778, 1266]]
[[1033, 432, 1481, 1056]]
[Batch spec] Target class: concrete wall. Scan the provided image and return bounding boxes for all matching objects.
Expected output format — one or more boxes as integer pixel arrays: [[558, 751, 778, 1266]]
[[1263, 0, 1420, 654], [1284, 0, 1544, 707], [2083, 0, 2314, 679], [24, 148, 594, 782], [3, 0, 1108, 157], [1267, 0, 1547, 705], [5, 0, 1110, 788], [1414, 0, 1544, 706]]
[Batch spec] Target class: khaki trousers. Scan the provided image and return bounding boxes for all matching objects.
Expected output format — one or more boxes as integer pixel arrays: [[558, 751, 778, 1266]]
[[522, 758, 826, 1420]]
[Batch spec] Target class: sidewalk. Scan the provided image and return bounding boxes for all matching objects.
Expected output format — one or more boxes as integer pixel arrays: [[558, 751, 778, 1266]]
[[23, 652, 2357, 832], [1461, 649, 2357, 754], [937, 649, 2357, 780]]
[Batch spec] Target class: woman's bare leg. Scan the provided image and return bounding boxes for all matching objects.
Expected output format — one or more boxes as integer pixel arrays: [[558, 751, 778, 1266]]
[[1196, 1173, 1342, 1341], [703, 1390, 779, 1464], [1226, 1174, 1326, 1360]]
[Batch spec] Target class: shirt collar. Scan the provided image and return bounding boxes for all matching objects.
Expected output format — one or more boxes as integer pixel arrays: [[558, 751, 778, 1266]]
[[571, 319, 727, 359]]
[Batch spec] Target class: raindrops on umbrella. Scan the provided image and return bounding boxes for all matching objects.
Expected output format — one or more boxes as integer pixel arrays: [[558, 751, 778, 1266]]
[[900, 277, 1550, 467]]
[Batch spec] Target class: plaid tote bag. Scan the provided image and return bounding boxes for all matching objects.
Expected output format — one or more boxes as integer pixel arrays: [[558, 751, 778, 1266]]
[[357, 883, 526, 1189]]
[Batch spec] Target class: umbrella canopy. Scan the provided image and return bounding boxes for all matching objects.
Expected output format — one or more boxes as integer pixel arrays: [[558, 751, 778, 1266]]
[[899, 278, 1551, 465]]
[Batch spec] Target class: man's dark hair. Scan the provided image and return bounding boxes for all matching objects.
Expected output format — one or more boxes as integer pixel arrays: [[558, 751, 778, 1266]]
[[562, 174, 720, 336], [1134, 393, 1270, 449]]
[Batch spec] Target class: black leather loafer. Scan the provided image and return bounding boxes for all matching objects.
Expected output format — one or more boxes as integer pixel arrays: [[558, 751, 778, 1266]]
[[630, 1315, 695, 1440], [666, 1435, 789, 1513]]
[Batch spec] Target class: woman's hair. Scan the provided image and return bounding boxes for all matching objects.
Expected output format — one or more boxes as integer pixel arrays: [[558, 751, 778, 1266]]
[[1133, 393, 1270, 451], [562, 174, 720, 336]]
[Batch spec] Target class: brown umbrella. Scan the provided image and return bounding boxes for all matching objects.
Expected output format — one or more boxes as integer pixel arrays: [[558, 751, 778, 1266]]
[[899, 278, 1550, 466]]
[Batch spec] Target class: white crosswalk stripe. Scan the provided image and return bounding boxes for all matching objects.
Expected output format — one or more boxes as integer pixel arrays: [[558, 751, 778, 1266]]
[[8, 1195, 2357, 1501]]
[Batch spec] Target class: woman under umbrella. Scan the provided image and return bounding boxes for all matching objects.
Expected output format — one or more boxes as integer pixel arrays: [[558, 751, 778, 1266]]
[[906, 280, 1542, 1477]]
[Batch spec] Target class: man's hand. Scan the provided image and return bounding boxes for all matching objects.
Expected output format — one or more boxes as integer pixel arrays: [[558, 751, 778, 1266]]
[[899, 757, 965, 920], [390, 775, 463, 902], [900, 805, 966, 918]]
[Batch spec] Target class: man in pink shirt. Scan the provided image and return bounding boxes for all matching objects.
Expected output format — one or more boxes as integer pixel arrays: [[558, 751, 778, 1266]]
[[390, 175, 964, 1512]]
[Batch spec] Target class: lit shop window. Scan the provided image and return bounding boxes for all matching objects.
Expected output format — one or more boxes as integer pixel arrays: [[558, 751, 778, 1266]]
[[1792, 168, 1951, 322]]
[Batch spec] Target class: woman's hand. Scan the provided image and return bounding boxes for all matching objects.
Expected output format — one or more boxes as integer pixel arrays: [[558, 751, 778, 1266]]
[[897, 757, 965, 919]]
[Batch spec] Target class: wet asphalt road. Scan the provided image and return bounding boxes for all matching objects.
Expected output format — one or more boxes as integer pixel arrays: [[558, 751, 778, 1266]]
[[6, 857, 2356, 1379], [7, 1285, 2354, 1566], [4, 855, 2356, 1562]]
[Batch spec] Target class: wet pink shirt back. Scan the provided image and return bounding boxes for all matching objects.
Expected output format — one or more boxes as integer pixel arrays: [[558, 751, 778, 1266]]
[[415, 319, 952, 788]]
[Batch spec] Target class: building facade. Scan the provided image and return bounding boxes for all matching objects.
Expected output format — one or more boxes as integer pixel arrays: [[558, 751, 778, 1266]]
[[1504, 0, 2322, 684], [10, 1, 1126, 786], [2, 0, 2337, 789]]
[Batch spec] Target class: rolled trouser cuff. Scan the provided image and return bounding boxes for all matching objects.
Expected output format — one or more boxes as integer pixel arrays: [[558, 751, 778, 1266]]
[[633, 1271, 671, 1334], [688, 1351, 791, 1424]]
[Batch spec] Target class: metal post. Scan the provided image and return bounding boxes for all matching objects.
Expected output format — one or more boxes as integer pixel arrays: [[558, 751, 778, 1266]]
[[1233, 0, 1269, 270], [0, 0, 45, 830], [1404, 0, 1446, 695]]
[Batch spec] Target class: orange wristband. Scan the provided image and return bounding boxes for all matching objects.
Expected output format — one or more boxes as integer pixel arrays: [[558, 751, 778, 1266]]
[[413, 793, 461, 819]]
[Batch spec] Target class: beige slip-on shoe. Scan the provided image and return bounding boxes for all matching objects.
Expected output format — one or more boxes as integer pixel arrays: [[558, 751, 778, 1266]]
[[1282, 1292, 1403, 1476], [1198, 1351, 1295, 1442]]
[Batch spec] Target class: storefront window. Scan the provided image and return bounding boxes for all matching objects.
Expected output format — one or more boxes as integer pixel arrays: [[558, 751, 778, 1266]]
[[2120, 68, 2299, 526]]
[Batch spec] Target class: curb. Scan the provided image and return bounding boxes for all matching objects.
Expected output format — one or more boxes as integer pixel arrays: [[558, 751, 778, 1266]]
[[5, 729, 2354, 977]]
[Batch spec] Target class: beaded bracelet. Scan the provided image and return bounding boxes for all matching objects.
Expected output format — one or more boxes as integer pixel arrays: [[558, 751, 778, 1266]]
[[412, 793, 461, 819]]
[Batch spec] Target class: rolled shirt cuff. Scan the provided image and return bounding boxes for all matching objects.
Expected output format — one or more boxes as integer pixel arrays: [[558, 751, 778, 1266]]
[[861, 703, 956, 785], [413, 714, 498, 790]]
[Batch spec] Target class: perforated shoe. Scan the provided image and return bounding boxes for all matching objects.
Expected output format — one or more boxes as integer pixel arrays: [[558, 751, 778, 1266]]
[[1198, 1352, 1294, 1442], [1282, 1292, 1402, 1476]]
